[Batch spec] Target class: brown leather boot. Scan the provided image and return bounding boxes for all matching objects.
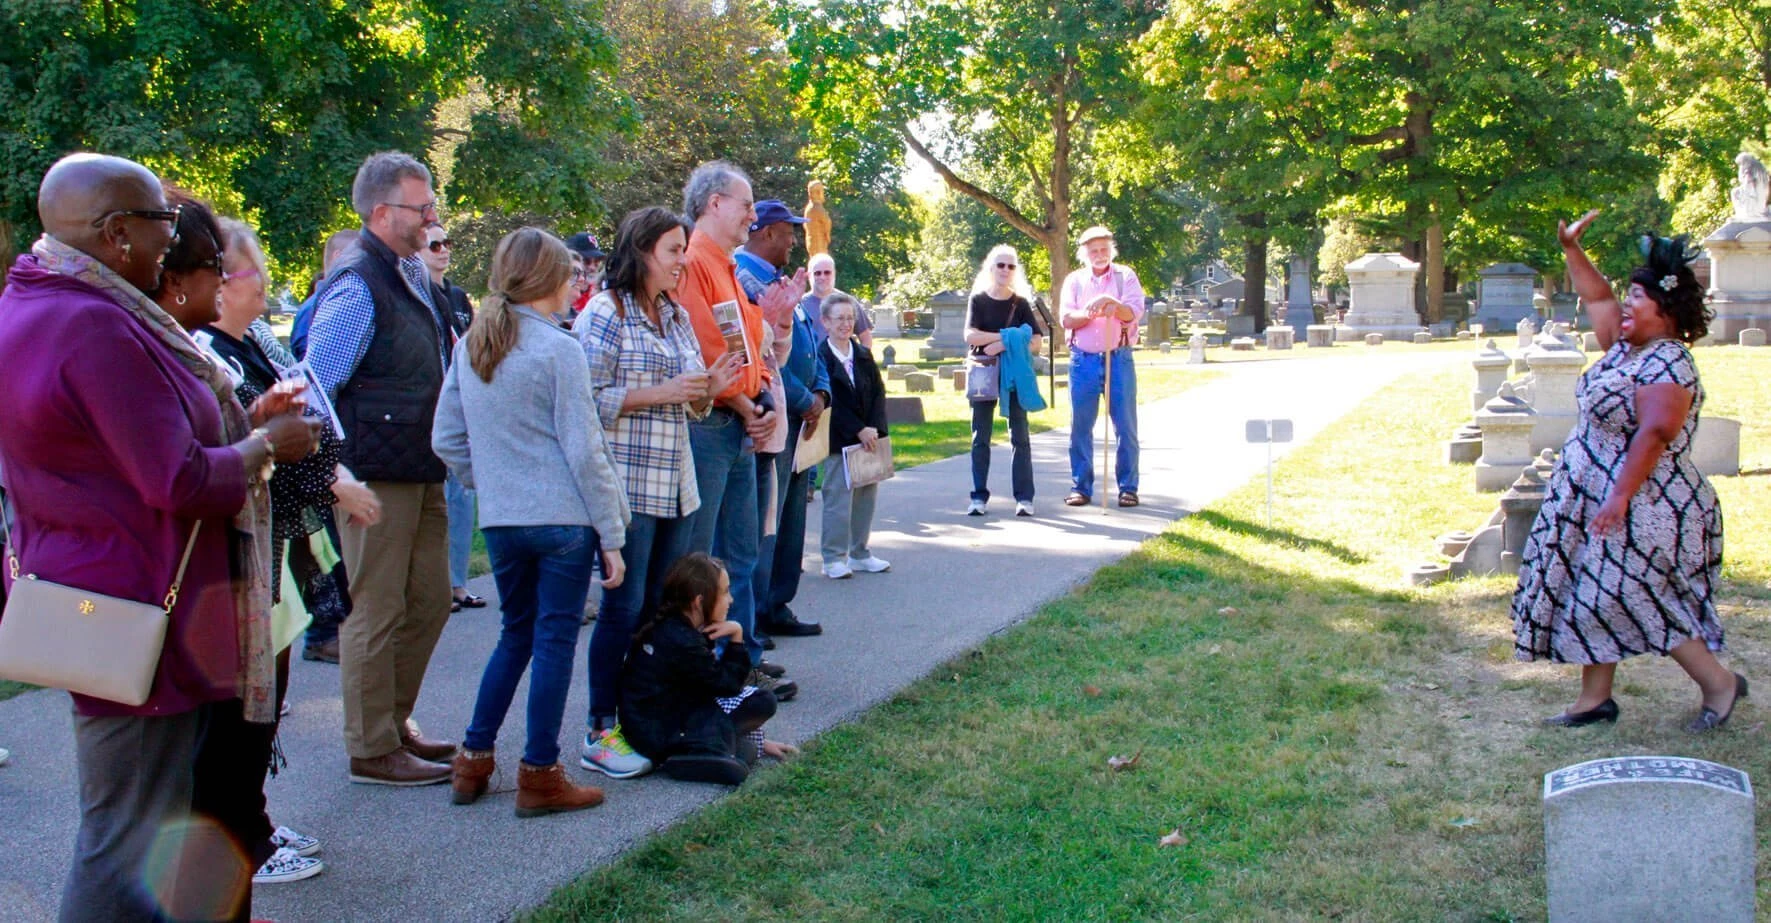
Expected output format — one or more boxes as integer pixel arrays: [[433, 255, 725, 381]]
[[515, 762, 604, 818], [451, 749, 496, 805]]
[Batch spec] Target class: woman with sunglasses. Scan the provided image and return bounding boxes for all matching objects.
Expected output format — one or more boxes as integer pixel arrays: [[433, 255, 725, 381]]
[[963, 245, 1044, 517], [420, 223, 486, 613]]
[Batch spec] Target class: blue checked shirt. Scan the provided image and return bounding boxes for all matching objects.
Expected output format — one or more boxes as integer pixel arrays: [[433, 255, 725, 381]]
[[572, 289, 707, 519], [306, 253, 446, 403]]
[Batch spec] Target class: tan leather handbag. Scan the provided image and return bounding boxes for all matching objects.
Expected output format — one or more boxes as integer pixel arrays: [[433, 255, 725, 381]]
[[0, 511, 200, 706]]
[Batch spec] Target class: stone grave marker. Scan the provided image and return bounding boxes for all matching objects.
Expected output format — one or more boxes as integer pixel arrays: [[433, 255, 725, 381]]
[[952, 368, 967, 391], [1412, 330, 1432, 344], [1230, 337, 1256, 351], [905, 371, 935, 393], [1544, 756, 1754, 923], [1265, 327, 1294, 350], [1187, 333, 1206, 365], [1306, 324, 1336, 348], [886, 364, 914, 381], [1364, 332, 1385, 346], [1741, 328, 1767, 347], [937, 365, 956, 380], [884, 396, 925, 426]]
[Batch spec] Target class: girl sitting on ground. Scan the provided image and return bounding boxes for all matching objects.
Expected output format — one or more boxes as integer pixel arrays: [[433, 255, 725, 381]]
[[619, 553, 796, 785]]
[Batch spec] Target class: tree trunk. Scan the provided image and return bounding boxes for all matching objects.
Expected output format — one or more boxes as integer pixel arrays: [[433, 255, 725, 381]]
[[1241, 217, 1269, 333], [1423, 218, 1445, 324]]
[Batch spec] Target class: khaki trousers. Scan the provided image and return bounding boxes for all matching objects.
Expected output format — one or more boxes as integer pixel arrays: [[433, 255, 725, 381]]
[[339, 481, 452, 760]]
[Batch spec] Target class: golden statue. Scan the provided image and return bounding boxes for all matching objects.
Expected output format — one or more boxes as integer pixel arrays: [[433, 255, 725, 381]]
[[804, 180, 832, 256]]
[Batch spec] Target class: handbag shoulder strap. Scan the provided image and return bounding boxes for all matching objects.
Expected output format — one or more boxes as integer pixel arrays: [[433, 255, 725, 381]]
[[2, 491, 203, 615]]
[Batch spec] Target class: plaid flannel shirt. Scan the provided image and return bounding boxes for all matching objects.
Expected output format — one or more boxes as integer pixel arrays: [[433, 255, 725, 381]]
[[574, 289, 706, 519]]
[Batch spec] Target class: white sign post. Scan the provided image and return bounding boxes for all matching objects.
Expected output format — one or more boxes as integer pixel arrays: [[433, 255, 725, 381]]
[[1245, 419, 1294, 526]]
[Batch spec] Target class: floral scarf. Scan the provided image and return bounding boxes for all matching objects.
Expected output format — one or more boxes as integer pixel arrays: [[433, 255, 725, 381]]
[[33, 235, 277, 723]]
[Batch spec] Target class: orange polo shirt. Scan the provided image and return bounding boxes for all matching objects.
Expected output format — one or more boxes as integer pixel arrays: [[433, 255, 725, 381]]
[[679, 229, 770, 404]]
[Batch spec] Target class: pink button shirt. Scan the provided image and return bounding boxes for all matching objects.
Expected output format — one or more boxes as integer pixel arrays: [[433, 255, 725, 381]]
[[1061, 263, 1145, 353]]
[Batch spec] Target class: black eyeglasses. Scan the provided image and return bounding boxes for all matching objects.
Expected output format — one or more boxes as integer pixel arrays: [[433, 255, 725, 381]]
[[189, 251, 226, 276], [571, 268, 593, 280], [995, 262, 1017, 270], [92, 205, 183, 244], [384, 201, 439, 217], [427, 238, 453, 252]]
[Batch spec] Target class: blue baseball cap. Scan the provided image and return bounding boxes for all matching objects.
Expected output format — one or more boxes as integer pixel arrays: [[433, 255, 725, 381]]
[[749, 200, 808, 232]]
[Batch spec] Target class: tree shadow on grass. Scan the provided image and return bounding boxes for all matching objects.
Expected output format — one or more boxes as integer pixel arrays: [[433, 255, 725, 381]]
[[1189, 509, 1369, 565]]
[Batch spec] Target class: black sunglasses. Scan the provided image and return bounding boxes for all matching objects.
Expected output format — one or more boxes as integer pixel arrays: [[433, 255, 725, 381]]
[[93, 205, 183, 245], [995, 262, 1017, 269], [427, 238, 453, 253]]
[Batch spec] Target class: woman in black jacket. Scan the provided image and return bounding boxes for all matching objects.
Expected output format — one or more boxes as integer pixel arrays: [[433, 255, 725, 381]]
[[815, 292, 892, 580], [619, 553, 790, 785]]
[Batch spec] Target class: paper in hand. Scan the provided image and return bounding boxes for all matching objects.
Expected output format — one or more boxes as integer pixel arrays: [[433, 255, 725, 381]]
[[280, 360, 346, 440]]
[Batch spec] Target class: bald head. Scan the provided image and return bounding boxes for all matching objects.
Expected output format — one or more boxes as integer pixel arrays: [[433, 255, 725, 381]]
[[38, 154, 164, 248]]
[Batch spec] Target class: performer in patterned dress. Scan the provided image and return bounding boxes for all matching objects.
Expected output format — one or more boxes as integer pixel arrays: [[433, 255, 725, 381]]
[[1512, 210, 1743, 732]]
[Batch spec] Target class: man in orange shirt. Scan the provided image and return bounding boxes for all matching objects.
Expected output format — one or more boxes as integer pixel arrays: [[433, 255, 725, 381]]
[[675, 161, 805, 692]]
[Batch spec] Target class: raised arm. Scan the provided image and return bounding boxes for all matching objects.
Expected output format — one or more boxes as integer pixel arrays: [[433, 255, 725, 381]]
[[1560, 210, 1621, 350]]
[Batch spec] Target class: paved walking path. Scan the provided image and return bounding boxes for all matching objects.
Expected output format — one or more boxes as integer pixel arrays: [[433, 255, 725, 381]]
[[0, 350, 1459, 922]]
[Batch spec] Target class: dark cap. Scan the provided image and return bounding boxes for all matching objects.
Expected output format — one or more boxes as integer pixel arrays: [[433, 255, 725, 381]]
[[749, 200, 808, 232], [566, 232, 606, 260]]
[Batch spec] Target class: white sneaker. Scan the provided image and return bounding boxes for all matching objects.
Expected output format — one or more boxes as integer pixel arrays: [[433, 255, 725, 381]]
[[1015, 501, 1035, 517], [967, 499, 986, 516], [850, 556, 892, 573], [823, 560, 853, 579], [253, 846, 324, 884], [269, 825, 321, 858], [579, 726, 653, 779], [0, 747, 9, 767]]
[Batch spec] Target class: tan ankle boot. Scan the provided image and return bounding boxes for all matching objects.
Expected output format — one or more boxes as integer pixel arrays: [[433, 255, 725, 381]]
[[451, 749, 496, 805], [515, 762, 604, 817]]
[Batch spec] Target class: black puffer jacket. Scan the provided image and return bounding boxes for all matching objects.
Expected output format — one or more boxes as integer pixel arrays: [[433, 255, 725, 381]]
[[618, 615, 752, 762]]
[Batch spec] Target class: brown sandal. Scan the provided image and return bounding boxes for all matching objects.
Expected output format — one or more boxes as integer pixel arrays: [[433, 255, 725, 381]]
[[1117, 491, 1139, 507], [1064, 491, 1090, 507]]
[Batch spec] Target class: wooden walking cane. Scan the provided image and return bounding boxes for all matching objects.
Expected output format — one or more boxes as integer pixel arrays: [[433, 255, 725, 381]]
[[1100, 310, 1115, 514]]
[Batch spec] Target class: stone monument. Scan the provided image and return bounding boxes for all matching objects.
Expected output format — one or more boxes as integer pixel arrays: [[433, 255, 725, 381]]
[[803, 180, 831, 256], [1338, 252, 1423, 341], [1475, 383, 1536, 491], [922, 289, 970, 360], [1187, 333, 1206, 365], [1471, 339, 1511, 411], [1306, 324, 1335, 348], [1284, 253, 1316, 337], [1703, 153, 1771, 343], [1522, 335, 1586, 453], [1475, 263, 1536, 331], [1544, 756, 1754, 923], [872, 299, 901, 338], [1264, 326, 1294, 350]]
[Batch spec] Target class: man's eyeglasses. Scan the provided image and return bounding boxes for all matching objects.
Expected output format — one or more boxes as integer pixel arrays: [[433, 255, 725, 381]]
[[427, 238, 453, 253], [384, 201, 439, 218], [571, 268, 592, 281], [92, 205, 183, 244]]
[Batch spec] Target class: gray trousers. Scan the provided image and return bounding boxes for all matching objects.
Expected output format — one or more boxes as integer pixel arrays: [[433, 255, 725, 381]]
[[63, 708, 230, 922], [819, 455, 878, 565]]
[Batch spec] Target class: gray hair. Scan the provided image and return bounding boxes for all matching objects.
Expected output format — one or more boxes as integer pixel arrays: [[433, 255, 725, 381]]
[[682, 160, 750, 222], [350, 151, 432, 222], [808, 252, 836, 273], [1075, 236, 1119, 266], [820, 289, 862, 320]]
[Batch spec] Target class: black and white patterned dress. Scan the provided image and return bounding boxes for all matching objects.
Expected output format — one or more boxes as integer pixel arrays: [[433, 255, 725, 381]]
[[1512, 339, 1724, 664]]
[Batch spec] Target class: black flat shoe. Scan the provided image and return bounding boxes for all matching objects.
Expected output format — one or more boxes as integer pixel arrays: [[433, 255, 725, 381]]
[[1544, 698, 1619, 727], [1688, 673, 1749, 732]]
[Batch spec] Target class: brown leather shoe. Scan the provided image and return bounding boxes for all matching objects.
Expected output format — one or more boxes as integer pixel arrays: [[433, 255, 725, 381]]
[[349, 749, 452, 786], [451, 749, 496, 805], [301, 637, 339, 663], [515, 762, 604, 818], [401, 719, 459, 762]]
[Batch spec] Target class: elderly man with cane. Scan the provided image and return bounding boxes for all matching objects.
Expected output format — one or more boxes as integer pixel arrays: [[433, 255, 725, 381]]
[[1060, 225, 1144, 509]]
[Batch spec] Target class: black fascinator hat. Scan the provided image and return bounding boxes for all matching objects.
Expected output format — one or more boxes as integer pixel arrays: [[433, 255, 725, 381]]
[[1628, 232, 1710, 343]]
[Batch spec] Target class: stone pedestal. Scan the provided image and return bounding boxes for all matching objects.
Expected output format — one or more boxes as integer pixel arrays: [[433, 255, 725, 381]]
[[1230, 337, 1256, 351], [1187, 333, 1206, 365], [1471, 339, 1511, 411], [871, 302, 901, 338], [1475, 383, 1536, 492], [922, 290, 970, 360], [1264, 327, 1294, 350], [1147, 313, 1172, 344], [1364, 332, 1384, 346], [1523, 339, 1586, 453], [1158, 341, 1172, 354], [1338, 252, 1423, 341], [1692, 417, 1741, 477], [1475, 263, 1537, 331], [1306, 325, 1335, 348], [952, 368, 967, 391], [1545, 757, 1754, 923], [1499, 451, 1553, 573], [1411, 330, 1432, 344], [1515, 316, 1538, 351], [1284, 253, 1316, 337], [1741, 328, 1767, 347], [1702, 220, 1771, 343]]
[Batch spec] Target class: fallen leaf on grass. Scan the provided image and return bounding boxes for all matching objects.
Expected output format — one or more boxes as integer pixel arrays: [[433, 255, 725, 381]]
[[1158, 829, 1188, 847], [1217, 606, 1240, 616], [684, 843, 707, 853], [1108, 748, 1144, 772], [1206, 644, 1223, 655], [872, 823, 886, 836], [1422, 683, 1441, 690], [1448, 816, 1479, 828], [1082, 684, 1102, 697]]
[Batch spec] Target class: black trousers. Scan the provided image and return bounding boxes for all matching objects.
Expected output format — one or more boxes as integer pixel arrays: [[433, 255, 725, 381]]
[[189, 648, 291, 921]]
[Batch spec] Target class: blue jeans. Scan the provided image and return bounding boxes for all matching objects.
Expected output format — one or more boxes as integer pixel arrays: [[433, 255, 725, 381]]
[[464, 525, 598, 766], [445, 474, 477, 589], [1068, 348, 1139, 497], [586, 511, 693, 726], [764, 417, 813, 621], [971, 392, 1033, 503], [687, 411, 762, 666], [752, 447, 792, 627]]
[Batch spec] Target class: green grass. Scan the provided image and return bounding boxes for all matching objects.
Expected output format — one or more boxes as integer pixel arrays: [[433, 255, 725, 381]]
[[529, 346, 1770, 921]]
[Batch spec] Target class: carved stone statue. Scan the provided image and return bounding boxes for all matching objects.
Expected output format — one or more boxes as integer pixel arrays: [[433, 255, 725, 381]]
[[804, 180, 832, 255], [1731, 153, 1770, 221]]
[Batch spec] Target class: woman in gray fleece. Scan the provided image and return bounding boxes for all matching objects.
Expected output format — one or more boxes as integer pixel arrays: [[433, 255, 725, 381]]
[[431, 227, 630, 817]]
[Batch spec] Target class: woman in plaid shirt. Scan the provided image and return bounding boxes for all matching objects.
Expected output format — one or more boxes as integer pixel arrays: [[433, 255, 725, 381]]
[[573, 206, 741, 778]]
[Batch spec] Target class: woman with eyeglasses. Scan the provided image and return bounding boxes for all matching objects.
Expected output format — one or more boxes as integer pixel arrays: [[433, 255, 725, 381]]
[[816, 291, 891, 579], [963, 245, 1045, 517], [572, 206, 741, 778], [421, 223, 486, 613]]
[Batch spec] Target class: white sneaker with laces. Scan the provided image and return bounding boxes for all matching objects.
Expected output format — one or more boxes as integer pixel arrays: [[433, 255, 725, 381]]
[[579, 726, 653, 779], [850, 555, 892, 573], [823, 560, 853, 579], [1015, 501, 1035, 517], [253, 846, 324, 884], [967, 499, 986, 516], [269, 825, 321, 858]]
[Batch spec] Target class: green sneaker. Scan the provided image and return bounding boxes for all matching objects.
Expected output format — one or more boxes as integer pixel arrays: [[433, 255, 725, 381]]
[[579, 726, 653, 779]]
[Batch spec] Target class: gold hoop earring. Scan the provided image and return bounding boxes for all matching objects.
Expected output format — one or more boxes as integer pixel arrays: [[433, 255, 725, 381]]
[[175, 293, 187, 306]]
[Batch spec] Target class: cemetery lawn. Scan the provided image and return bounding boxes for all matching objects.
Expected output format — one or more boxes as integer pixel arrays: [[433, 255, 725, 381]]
[[532, 347, 1771, 921]]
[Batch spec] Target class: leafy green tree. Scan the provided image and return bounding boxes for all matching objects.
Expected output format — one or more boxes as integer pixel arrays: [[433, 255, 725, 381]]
[[780, 0, 1164, 301]]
